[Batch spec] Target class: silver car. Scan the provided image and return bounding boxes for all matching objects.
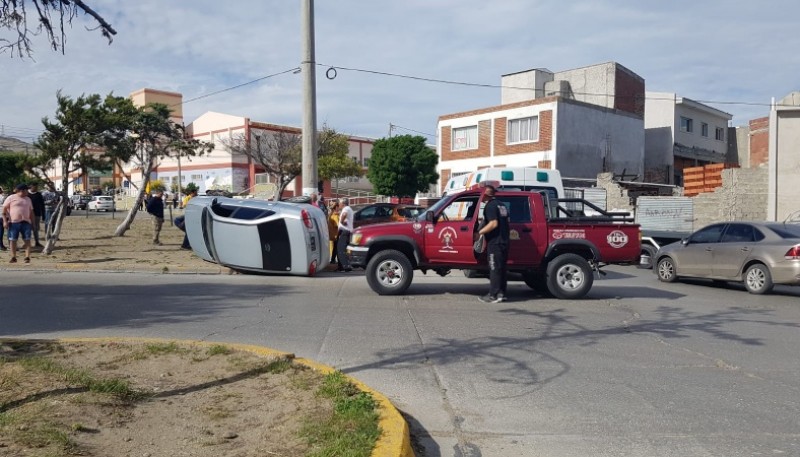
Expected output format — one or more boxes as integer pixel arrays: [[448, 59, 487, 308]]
[[655, 221, 800, 294], [185, 196, 329, 276]]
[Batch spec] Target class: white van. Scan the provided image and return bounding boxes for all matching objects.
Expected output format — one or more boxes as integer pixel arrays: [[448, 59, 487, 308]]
[[442, 167, 565, 200]]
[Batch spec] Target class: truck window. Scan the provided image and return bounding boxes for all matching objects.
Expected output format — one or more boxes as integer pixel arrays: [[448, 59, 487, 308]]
[[478, 196, 531, 224], [440, 196, 479, 222]]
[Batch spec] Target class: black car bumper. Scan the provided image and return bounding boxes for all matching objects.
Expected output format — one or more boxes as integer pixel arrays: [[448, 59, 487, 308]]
[[347, 245, 369, 268]]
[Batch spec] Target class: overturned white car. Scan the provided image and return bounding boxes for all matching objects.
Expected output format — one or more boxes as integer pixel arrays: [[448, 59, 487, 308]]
[[185, 196, 329, 276]]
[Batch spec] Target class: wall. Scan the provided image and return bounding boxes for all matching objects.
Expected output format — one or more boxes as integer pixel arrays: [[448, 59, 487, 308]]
[[691, 167, 768, 229], [644, 91, 677, 177], [554, 62, 617, 111], [729, 126, 748, 166], [748, 117, 769, 167], [596, 172, 634, 212], [500, 69, 553, 104], [769, 107, 800, 221], [555, 99, 644, 179]]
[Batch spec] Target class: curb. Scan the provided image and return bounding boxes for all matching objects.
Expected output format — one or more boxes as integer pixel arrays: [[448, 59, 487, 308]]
[[51, 337, 415, 457]]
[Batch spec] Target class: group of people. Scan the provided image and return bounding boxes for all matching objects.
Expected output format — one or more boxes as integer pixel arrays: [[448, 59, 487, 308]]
[[1, 182, 58, 263], [322, 196, 354, 272]]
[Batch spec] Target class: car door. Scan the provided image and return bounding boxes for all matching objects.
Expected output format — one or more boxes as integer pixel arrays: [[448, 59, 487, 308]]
[[713, 223, 761, 278], [678, 224, 726, 277], [424, 194, 480, 265], [493, 195, 535, 267]]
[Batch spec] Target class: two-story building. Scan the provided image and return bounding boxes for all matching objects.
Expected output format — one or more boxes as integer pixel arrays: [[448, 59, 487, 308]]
[[437, 62, 646, 193], [644, 91, 732, 184]]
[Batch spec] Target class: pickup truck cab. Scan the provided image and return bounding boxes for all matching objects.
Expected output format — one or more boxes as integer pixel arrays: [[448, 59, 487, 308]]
[[347, 182, 640, 299]]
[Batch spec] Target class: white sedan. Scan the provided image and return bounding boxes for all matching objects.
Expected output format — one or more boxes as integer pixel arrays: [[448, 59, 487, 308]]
[[184, 196, 329, 276], [87, 195, 116, 212]]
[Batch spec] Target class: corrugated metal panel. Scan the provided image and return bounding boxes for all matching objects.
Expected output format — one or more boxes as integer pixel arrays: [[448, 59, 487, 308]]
[[635, 196, 693, 232], [582, 188, 607, 211]]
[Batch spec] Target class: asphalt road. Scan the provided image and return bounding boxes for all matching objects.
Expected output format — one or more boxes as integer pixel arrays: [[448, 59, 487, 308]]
[[1, 266, 799, 457]]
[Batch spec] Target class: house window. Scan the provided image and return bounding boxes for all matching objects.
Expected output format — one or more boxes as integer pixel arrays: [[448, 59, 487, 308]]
[[715, 127, 725, 141], [701, 122, 708, 137], [191, 174, 202, 181], [452, 126, 478, 151], [680, 117, 694, 133], [507, 116, 539, 144], [88, 177, 101, 186], [363, 157, 370, 167]]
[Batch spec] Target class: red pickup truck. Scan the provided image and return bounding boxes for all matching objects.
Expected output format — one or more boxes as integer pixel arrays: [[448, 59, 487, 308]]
[[346, 183, 641, 299]]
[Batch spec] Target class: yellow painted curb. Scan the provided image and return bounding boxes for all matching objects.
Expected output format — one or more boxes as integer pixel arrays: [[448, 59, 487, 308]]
[[49, 337, 415, 457]]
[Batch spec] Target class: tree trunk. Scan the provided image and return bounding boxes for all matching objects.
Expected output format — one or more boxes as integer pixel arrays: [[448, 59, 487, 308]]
[[42, 170, 72, 254], [114, 185, 148, 237]]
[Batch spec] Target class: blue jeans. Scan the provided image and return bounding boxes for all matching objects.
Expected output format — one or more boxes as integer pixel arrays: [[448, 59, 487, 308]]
[[8, 221, 33, 241]]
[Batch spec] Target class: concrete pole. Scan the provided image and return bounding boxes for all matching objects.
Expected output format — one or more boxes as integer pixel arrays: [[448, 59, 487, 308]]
[[301, 0, 318, 196]]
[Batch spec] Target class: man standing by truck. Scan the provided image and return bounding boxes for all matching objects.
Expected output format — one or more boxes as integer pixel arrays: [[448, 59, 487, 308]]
[[478, 185, 510, 303]]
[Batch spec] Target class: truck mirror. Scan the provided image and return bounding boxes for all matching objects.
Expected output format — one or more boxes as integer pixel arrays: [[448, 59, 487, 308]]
[[426, 211, 435, 223]]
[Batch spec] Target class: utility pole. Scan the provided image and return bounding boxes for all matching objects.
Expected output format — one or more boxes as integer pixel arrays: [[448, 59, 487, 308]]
[[301, 0, 318, 197]]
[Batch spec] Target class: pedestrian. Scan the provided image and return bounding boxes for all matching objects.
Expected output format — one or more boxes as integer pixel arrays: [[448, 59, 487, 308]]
[[0, 187, 7, 251], [172, 193, 178, 209], [327, 200, 340, 266], [175, 188, 198, 249], [2, 184, 35, 263], [477, 184, 510, 303], [28, 183, 45, 248], [146, 190, 165, 246], [336, 197, 354, 272], [317, 194, 328, 217], [42, 184, 58, 234]]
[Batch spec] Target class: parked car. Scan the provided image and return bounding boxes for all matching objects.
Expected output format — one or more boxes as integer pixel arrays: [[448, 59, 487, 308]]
[[87, 195, 116, 212], [655, 221, 800, 294], [70, 194, 92, 210], [352, 203, 424, 228], [184, 196, 329, 276]]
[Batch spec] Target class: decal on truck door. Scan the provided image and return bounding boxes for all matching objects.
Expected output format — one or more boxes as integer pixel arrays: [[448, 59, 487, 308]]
[[438, 226, 458, 253]]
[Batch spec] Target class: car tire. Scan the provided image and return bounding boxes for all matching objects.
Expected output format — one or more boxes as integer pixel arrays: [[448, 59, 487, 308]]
[[656, 257, 678, 283], [639, 245, 657, 269], [522, 270, 553, 297], [366, 249, 413, 295], [744, 263, 774, 295], [463, 269, 479, 278], [545, 253, 593, 299]]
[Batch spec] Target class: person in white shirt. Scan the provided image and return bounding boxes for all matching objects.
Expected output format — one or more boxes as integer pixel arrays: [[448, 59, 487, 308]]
[[336, 197, 354, 272]]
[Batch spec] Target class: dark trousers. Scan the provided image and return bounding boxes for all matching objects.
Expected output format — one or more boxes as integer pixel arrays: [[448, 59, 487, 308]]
[[488, 243, 509, 297], [0, 218, 5, 248], [336, 230, 351, 269]]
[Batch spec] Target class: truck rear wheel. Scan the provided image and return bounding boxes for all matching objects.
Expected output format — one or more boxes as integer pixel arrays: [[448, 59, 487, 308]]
[[546, 254, 594, 299], [366, 249, 414, 295], [639, 245, 657, 269]]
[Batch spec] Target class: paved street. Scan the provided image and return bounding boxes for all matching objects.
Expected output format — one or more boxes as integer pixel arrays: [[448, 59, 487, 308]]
[[1, 266, 799, 456]]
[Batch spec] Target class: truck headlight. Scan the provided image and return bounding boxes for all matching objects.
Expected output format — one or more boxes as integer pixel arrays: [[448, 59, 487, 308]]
[[351, 232, 363, 245]]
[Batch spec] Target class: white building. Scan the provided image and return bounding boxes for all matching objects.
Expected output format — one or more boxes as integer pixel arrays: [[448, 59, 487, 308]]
[[644, 91, 732, 184], [437, 62, 646, 193], [767, 91, 800, 221]]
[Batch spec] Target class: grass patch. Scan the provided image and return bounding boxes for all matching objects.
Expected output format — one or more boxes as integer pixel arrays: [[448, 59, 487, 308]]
[[206, 344, 233, 356], [15, 422, 75, 452], [301, 371, 381, 457], [17, 356, 145, 400]]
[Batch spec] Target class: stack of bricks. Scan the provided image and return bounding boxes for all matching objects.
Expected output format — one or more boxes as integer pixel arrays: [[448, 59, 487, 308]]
[[683, 163, 740, 196]]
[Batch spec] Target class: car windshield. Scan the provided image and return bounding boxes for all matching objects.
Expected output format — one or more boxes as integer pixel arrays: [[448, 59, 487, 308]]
[[397, 207, 423, 218], [418, 197, 452, 220]]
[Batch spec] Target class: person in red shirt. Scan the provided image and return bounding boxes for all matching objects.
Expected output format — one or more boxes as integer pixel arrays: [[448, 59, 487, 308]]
[[2, 184, 35, 263]]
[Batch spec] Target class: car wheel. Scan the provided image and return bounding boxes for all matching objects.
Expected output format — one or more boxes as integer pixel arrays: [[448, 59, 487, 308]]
[[639, 245, 657, 269], [744, 263, 774, 295], [463, 269, 479, 278], [545, 253, 593, 299], [656, 257, 678, 283], [522, 270, 553, 297], [365, 249, 413, 295]]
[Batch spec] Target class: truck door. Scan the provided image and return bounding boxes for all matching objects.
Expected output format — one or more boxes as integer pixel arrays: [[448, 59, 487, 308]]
[[425, 194, 480, 265], [495, 195, 537, 267]]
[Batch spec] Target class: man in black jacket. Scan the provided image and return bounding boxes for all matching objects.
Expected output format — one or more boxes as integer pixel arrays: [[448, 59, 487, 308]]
[[477, 185, 510, 303], [146, 190, 165, 246], [28, 183, 45, 248]]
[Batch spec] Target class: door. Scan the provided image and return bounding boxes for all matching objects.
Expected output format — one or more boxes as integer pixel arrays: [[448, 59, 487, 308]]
[[678, 224, 726, 277], [493, 195, 536, 267], [712, 223, 760, 278], [424, 194, 480, 265]]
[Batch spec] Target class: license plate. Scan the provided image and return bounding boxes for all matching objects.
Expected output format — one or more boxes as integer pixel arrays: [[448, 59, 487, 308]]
[[309, 235, 316, 252]]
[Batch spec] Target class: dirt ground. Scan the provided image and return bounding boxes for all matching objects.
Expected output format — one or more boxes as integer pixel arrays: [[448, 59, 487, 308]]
[[2, 208, 223, 273], [1, 211, 384, 456], [0, 339, 331, 457]]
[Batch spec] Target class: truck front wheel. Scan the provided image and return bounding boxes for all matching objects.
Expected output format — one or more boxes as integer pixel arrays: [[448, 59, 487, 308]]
[[546, 254, 594, 299], [366, 249, 414, 295]]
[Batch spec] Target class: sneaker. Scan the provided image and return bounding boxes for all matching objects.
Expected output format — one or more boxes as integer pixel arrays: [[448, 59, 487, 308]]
[[153, 241, 163, 246], [9, 257, 17, 264], [497, 294, 508, 302], [35, 243, 44, 248], [478, 294, 502, 304], [23, 257, 30, 264]]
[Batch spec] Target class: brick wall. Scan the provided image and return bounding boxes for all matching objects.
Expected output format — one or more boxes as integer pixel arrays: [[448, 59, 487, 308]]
[[440, 120, 492, 161], [440, 168, 451, 193], [614, 67, 646, 118], [691, 167, 768, 230], [493, 110, 553, 156], [749, 117, 769, 167]]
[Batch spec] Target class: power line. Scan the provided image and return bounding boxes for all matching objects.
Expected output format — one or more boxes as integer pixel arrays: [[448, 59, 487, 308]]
[[390, 124, 437, 138], [180, 67, 300, 106]]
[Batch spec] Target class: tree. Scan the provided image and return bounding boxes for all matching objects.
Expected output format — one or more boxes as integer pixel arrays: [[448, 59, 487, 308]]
[[29, 91, 123, 254], [183, 182, 199, 195], [367, 135, 438, 197], [0, 152, 29, 192], [318, 125, 362, 192], [1, 0, 115, 58], [108, 100, 213, 237], [222, 131, 301, 201]]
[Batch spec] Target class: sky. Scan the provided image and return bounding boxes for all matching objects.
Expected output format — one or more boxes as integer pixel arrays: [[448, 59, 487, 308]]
[[2, 0, 799, 145]]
